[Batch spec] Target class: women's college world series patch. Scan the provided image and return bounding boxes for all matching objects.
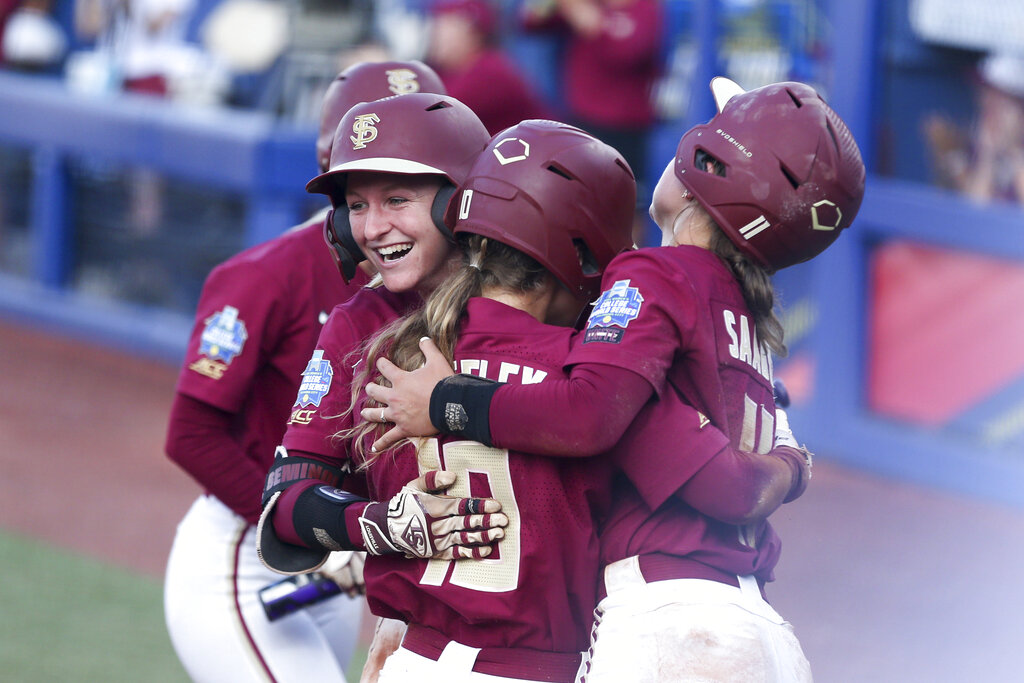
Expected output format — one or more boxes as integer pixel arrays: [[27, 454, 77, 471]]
[[189, 305, 249, 379], [295, 350, 334, 408], [584, 279, 644, 344]]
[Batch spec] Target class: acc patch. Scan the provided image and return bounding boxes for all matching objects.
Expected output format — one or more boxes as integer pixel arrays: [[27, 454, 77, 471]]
[[295, 350, 333, 408], [584, 279, 644, 344]]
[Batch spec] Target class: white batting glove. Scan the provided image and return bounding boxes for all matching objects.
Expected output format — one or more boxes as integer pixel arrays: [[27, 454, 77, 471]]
[[358, 471, 508, 560], [319, 551, 366, 596], [774, 407, 813, 489]]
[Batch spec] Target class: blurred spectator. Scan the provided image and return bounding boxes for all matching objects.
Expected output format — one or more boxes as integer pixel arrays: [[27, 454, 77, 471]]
[[522, 0, 664, 198], [70, 0, 228, 103], [924, 52, 1024, 205], [426, 0, 550, 135], [1, 0, 67, 72]]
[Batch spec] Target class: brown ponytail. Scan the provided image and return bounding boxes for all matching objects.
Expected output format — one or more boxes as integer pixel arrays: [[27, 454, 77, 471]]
[[707, 224, 787, 358]]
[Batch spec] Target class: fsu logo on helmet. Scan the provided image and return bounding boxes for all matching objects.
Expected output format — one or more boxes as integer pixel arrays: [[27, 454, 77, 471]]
[[385, 69, 421, 95], [350, 113, 381, 150]]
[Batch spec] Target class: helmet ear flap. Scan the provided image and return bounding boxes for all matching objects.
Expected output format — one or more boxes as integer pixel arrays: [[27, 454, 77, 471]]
[[323, 208, 366, 283], [430, 182, 458, 241]]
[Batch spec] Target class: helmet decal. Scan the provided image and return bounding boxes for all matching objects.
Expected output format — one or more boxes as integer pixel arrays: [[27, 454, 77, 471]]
[[493, 137, 531, 165], [385, 68, 422, 95], [458, 189, 474, 220], [811, 200, 841, 231], [738, 215, 772, 240], [350, 113, 381, 150]]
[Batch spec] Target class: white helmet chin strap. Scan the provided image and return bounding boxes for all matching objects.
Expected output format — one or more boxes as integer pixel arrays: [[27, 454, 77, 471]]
[[709, 76, 746, 113]]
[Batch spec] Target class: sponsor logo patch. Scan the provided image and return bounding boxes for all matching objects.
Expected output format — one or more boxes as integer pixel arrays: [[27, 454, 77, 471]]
[[296, 350, 333, 408], [584, 279, 644, 344]]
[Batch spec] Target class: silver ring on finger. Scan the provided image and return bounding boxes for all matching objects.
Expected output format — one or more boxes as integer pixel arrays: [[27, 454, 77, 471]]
[[379, 408, 386, 423]]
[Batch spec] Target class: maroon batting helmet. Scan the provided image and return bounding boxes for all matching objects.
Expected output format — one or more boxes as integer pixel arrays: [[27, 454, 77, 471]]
[[308, 93, 489, 281], [674, 77, 865, 271], [316, 60, 447, 173], [448, 119, 637, 299]]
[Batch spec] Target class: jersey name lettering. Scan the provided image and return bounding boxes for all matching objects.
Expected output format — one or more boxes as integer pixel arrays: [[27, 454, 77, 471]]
[[455, 359, 548, 384], [722, 309, 773, 382]]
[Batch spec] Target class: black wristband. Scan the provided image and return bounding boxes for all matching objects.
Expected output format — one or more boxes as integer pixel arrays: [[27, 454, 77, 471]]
[[428, 374, 502, 445], [292, 485, 369, 551]]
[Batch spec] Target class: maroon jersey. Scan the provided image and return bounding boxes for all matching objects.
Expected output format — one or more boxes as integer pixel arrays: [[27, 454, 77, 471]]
[[280, 285, 421, 461], [359, 299, 610, 653], [570, 246, 782, 583], [174, 214, 369, 495]]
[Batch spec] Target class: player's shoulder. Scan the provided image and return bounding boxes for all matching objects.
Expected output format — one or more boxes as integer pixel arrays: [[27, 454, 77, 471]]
[[613, 245, 727, 281], [329, 286, 421, 337]]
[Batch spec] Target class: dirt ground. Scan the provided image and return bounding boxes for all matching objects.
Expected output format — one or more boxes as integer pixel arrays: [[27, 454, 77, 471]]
[[3, 319, 1023, 682]]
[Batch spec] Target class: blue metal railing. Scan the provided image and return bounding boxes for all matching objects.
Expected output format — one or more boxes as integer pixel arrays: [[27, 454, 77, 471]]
[[0, 71, 318, 363]]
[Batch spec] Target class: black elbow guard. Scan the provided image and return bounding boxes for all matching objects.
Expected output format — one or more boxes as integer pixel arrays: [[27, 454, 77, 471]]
[[257, 484, 370, 575], [428, 374, 502, 445]]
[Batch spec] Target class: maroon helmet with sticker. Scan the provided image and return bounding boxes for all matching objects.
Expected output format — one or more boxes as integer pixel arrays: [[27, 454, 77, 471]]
[[674, 77, 865, 271], [308, 93, 490, 281], [316, 61, 447, 173], [448, 119, 636, 299]]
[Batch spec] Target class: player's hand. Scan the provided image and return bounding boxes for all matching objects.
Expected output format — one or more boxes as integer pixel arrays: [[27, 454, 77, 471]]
[[319, 551, 366, 597], [774, 407, 813, 498], [362, 337, 454, 452], [774, 407, 798, 449], [358, 470, 508, 560]]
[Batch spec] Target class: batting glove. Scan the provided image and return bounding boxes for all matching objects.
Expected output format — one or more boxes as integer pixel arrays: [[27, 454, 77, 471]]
[[358, 471, 508, 560]]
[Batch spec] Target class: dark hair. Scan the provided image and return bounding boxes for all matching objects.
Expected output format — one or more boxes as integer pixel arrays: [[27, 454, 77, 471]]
[[707, 225, 787, 357]]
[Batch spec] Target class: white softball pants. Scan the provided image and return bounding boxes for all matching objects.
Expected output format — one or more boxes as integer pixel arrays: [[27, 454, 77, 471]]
[[164, 494, 363, 682], [581, 556, 812, 683]]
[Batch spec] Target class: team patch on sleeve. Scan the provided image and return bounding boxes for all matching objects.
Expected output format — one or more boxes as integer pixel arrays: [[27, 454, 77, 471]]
[[295, 350, 334, 409], [583, 279, 644, 344], [188, 305, 248, 379]]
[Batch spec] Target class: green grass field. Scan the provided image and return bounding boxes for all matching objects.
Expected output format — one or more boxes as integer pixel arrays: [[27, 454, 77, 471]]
[[0, 530, 188, 682], [0, 531, 367, 682]]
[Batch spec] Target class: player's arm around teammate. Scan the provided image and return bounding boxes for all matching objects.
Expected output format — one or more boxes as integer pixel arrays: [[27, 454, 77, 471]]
[[365, 77, 865, 682]]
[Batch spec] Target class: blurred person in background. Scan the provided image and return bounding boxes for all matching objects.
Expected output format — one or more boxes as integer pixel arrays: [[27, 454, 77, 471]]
[[71, 0, 228, 101], [924, 51, 1024, 205], [522, 0, 664, 235], [162, 61, 447, 683], [0, 0, 67, 72], [426, 0, 550, 135]]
